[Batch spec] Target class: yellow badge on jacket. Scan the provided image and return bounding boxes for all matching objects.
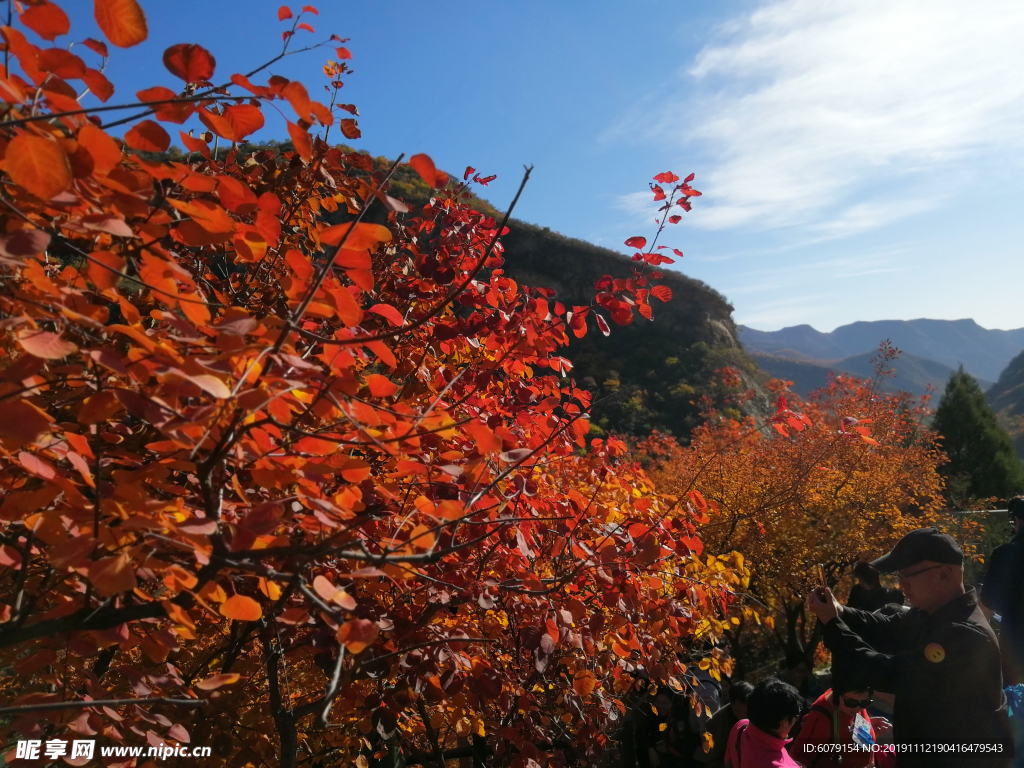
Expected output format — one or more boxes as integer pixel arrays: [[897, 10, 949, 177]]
[[924, 643, 945, 663]]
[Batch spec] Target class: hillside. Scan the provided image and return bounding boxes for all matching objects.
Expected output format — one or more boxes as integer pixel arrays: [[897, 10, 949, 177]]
[[753, 350, 987, 399], [352, 155, 770, 438], [988, 349, 1024, 458], [740, 319, 1024, 382]]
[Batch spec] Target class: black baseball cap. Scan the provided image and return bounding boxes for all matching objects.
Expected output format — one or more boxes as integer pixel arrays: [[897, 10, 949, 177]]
[[870, 527, 964, 573]]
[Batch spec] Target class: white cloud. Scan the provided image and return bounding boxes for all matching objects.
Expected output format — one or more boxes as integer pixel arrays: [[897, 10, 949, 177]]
[[641, 0, 1024, 234]]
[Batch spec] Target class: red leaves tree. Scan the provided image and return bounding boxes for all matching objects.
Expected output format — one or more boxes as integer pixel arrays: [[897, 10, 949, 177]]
[[0, 3, 741, 766]]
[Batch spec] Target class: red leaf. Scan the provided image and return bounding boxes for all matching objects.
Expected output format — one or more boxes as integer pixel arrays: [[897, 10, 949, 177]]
[[82, 68, 114, 102], [339, 118, 360, 139], [651, 185, 666, 201], [198, 105, 264, 142], [365, 374, 399, 398], [335, 46, 352, 59], [277, 5, 292, 20], [136, 85, 193, 123], [162, 42, 216, 83], [0, 228, 51, 259], [88, 553, 137, 596], [321, 222, 391, 250], [595, 313, 610, 336], [124, 120, 170, 152], [297, 22, 315, 33], [36, 48, 85, 79], [668, 215, 682, 224], [408, 153, 448, 189], [20, 1, 70, 41], [302, 4, 319, 13], [650, 285, 672, 303], [18, 329, 78, 359], [337, 619, 379, 654], [287, 121, 312, 163], [624, 236, 646, 249], [93, 0, 148, 48], [653, 171, 679, 184], [368, 304, 405, 327], [6, 133, 72, 199], [82, 38, 109, 57]]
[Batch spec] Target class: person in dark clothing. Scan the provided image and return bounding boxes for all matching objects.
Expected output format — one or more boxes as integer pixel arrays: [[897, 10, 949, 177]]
[[781, 650, 824, 705], [810, 527, 1012, 768], [981, 496, 1024, 685], [635, 688, 691, 768], [847, 561, 904, 613], [704, 681, 752, 768]]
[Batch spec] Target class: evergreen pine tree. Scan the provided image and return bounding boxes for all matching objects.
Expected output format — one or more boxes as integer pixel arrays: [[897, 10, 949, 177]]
[[932, 366, 1024, 502]]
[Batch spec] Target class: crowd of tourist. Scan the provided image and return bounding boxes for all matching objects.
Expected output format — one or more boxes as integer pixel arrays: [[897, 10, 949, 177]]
[[621, 499, 1024, 768]]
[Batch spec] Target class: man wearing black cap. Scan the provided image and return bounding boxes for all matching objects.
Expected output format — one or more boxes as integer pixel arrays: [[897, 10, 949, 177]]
[[809, 527, 1012, 767], [982, 496, 1024, 685]]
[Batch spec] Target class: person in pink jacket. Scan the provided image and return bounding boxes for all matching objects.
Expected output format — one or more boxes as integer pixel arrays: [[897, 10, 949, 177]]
[[725, 677, 805, 768]]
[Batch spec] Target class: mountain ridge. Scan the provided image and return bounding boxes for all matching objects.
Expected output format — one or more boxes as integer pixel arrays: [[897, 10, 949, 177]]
[[740, 319, 1024, 383]]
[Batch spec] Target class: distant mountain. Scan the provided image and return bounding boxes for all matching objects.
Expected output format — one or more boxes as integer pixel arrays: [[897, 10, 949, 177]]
[[739, 319, 1024, 383], [988, 349, 1024, 458], [752, 350, 987, 399]]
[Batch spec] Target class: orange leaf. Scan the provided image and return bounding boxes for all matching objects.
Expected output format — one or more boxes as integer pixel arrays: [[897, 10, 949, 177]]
[[191, 374, 231, 399], [198, 105, 265, 142], [573, 670, 598, 696], [88, 553, 137, 596], [408, 153, 449, 188], [334, 249, 371, 269], [465, 422, 502, 454], [88, 250, 126, 292], [277, 5, 293, 20], [336, 618, 379, 654], [341, 458, 370, 483], [651, 285, 672, 302], [82, 68, 114, 102], [137, 85, 194, 123], [320, 222, 392, 250], [368, 303, 404, 327], [93, 0, 148, 48], [20, 1, 70, 41], [365, 374, 399, 398], [124, 120, 170, 152], [195, 673, 240, 691], [295, 436, 339, 456], [325, 284, 363, 327], [281, 81, 312, 120], [17, 329, 77, 359], [166, 198, 235, 233], [162, 43, 216, 83], [339, 118, 360, 140], [78, 124, 121, 174], [287, 121, 311, 163], [6, 133, 71, 199], [219, 594, 262, 621]]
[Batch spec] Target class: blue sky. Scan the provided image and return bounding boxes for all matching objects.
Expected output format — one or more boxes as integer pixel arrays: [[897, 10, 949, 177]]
[[64, 0, 1024, 331]]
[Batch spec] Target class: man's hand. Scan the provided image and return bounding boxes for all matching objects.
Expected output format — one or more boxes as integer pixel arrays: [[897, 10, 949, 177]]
[[809, 586, 841, 625]]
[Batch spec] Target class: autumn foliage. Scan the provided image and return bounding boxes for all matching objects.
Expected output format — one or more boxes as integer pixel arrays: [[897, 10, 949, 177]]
[[0, 3, 746, 766], [640, 358, 947, 672]]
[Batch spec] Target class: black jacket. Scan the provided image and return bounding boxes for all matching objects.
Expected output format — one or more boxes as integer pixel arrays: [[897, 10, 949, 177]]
[[822, 588, 1012, 768], [847, 583, 904, 613], [981, 529, 1024, 681]]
